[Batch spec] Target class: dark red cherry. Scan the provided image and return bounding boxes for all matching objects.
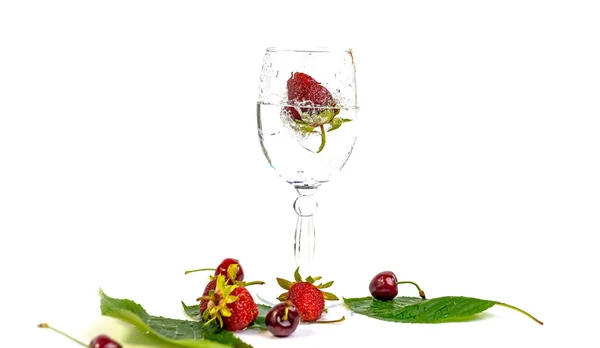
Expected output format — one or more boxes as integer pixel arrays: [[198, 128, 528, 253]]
[[215, 258, 244, 281], [265, 301, 300, 337], [90, 334, 122, 348], [369, 271, 399, 301]]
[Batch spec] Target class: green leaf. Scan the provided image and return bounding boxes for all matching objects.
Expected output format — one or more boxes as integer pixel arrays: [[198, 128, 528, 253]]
[[306, 276, 315, 284], [343, 296, 496, 323], [293, 118, 310, 125], [276, 278, 293, 290], [294, 267, 303, 282], [327, 117, 351, 132], [299, 124, 316, 133], [300, 108, 336, 125], [318, 281, 334, 289], [99, 289, 251, 348], [322, 291, 339, 301], [182, 301, 201, 320]]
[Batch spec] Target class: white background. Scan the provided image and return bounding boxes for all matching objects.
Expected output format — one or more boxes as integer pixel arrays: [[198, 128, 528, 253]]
[[1, 0, 599, 347]]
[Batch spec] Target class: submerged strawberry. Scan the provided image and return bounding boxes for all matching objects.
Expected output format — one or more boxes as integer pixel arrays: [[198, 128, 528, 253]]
[[277, 267, 338, 322], [286, 72, 347, 153], [287, 72, 339, 121]]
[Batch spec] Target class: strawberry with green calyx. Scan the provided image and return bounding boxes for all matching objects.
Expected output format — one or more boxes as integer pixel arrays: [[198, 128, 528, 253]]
[[286, 72, 350, 153], [276, 267, 339, 322], [197, 265, 261, 331], [199, 264, 264, 317]]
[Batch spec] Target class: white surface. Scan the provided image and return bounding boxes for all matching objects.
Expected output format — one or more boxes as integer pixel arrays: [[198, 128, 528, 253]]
[[1, 0, 599, 347]]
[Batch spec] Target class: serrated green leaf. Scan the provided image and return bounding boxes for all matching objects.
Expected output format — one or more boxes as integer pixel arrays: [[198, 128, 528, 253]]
[[322, 291, 339, 301], [343, 296, 496, 323], [99, 289, 251, 348], [294, 267, 302, 282], [276, 278, 293, 290], [182, 301, 201, 320]]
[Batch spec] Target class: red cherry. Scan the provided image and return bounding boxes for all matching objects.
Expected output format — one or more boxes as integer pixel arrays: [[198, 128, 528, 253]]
[[369, 271, 427, 301], [265, 301, 300, 337], [90, 334, 122, 348], [215, 258, 244, 281], [184, 258, 244, 282], [369, 271, 399, 301]]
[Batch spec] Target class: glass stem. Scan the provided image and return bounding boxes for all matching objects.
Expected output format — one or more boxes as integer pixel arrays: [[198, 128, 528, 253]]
[[293, 188, 318, 274]]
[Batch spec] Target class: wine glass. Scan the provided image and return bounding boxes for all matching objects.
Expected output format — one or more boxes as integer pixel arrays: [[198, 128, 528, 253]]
[[256, 47, 358, 273]]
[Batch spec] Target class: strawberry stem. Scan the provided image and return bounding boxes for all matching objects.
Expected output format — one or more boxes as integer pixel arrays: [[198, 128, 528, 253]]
[[184, 268, 215, 275], [317, 124, 326, 153], [396, 281, 426, 299], [307, 316, 345, 324], [37, 323, 88, 347], [495, 302, 544, 325]]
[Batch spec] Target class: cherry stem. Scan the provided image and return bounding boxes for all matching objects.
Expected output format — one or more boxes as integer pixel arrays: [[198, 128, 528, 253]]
[[184, 268, 215, 275], [495, 302, 544, 325], [317, 124, 326, 153], [307, 316, 345, 324], [242, 280, 265, 287], [283, 306, 289, 322], [396, 281, 427, 299], [37, 323, 88, 347]]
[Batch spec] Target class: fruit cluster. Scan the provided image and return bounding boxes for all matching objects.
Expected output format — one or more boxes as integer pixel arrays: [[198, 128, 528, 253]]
[[38, 262, 543, 346], [192, 258, 343, 337]]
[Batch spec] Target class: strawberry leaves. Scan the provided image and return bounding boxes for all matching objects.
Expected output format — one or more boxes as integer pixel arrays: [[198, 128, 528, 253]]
[[328, 117, 352, 132], [277, 267, 339, 302], [277, 278, 294, 290], [182, 302, 272, 331], [294, 267, 303, 282]]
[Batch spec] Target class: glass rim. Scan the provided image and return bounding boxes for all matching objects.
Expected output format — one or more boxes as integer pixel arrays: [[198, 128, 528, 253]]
[[266, 46, 353, 54]]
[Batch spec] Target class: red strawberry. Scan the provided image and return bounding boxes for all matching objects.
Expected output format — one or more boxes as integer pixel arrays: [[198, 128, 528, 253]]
[[287, 72, 339, 121], [286, 282, 325, 322], [198, 274, 260, 331], [199, 278, 216, 315], [222, 286, 259, 331], [199, 264, 263, 319], [276, 267, 338, 322]]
